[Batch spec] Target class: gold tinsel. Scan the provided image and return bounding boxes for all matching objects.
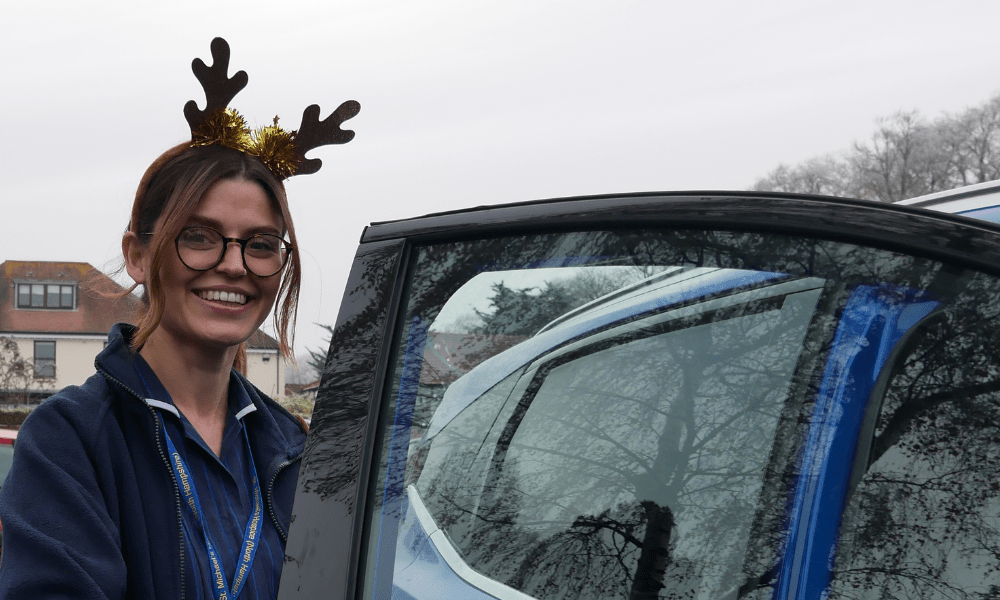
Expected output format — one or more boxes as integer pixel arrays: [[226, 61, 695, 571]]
[[251, 117, 301, 180], [191, 111, 303, 179], [191, 108, 253, 153]]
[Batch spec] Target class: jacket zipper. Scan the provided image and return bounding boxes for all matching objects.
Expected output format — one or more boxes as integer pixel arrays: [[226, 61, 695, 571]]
[[267, 455, 301, 541], [99, 368, 187, 600]]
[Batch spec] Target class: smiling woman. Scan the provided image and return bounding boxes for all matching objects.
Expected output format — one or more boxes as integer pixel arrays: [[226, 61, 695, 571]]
[[123, 147, 297, 372], [0, 37, 358, 600]]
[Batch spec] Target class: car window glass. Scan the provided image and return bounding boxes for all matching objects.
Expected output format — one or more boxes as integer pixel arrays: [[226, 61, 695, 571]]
[[830, 271, 1000, 599], [422, 287, 819, 599], [357, 229, 998, 600]]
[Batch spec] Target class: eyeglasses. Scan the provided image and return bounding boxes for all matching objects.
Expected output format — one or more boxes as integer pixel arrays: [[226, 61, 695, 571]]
[[167, 226, 293, 277]]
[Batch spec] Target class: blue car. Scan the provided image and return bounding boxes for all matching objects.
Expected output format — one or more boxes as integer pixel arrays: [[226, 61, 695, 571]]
[[279, 193, 1000, 600], [898, 178, 1000, 223]]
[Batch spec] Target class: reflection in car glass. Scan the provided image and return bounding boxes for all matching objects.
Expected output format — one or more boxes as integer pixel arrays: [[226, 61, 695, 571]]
[[356, 229, 1000, 600]]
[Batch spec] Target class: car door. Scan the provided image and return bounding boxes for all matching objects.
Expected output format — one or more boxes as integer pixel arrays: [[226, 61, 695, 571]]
[[278, 193, 1000, 600]]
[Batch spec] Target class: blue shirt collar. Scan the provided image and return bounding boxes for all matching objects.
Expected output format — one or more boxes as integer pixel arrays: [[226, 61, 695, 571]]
[[133, 353, 258, 422]]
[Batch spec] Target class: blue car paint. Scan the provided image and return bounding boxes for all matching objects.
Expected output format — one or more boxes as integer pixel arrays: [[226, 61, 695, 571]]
[[958, 204, 1000, 224], [775, 286, 938, 600], [391, 497, 500, 600], [371, 316, 431, 600]]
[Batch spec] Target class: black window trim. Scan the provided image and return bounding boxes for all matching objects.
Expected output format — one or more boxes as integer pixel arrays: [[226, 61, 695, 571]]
[[361, 193, 1000, 280], [33, 339, 56, 379], [15, 282, 77, 310]]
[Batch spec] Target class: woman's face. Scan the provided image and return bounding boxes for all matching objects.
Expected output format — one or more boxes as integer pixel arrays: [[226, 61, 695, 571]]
[[149, 178, 285, 353]]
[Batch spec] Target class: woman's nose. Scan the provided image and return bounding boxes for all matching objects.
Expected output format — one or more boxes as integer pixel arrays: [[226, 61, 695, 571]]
[[216, 240, 248, 275]]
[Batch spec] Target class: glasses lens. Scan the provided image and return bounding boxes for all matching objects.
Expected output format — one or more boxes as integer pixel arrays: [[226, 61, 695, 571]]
[[177, 227, 224, 270], [176, 228, 290, 276], [244, 234, 289, 277]]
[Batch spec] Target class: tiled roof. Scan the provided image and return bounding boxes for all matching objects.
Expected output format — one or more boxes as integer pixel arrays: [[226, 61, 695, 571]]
[[0, 261, 140, 335], [420, 331, 528, 386], [247, 329, 280, 350]]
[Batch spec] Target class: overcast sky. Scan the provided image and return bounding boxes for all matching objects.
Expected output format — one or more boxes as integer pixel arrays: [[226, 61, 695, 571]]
[[3, 0, 1000, 366]]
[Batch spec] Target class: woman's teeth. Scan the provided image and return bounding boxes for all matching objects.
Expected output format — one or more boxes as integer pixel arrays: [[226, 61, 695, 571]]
[[198, 290, 247, 305]]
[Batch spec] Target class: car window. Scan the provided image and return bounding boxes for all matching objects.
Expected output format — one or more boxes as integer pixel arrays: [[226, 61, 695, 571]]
[[0, 445, 13, 488], [351, 228, 1000, 600], [412, 284, 820, 599], [830, 271, 1000, 599]]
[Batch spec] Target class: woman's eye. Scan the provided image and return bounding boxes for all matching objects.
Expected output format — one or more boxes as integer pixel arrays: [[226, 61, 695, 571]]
[[249, 237, 281, 254], [181, 228, 217, 246]]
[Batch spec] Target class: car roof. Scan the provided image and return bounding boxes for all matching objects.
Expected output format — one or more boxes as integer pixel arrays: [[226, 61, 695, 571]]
[[361, 192, 1000, 278], [897, 180, 1000, 222]]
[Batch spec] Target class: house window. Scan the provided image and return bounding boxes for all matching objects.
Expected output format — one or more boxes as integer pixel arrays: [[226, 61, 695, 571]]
[[34, 341, 56, 378], [16, 283, 75, 309]]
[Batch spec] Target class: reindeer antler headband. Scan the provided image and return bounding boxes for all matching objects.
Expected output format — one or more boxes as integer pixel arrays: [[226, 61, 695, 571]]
[[184, 37, 360, 179]]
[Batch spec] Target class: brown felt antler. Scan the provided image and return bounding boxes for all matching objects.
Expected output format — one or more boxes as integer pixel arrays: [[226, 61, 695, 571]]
[[183, 38, 249, 131], [292, 101, 362, 176], [177, 37, 359, 178]]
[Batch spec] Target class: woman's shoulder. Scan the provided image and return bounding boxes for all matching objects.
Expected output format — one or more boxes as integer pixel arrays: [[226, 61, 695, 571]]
[[19, 371, 134, 447], [235, 372, 307, 442]]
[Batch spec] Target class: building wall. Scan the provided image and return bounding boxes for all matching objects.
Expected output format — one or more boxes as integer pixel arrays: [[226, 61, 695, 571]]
[[246, 349, 284, 399], [6, 335, 284, 401], [11, 335, 105, 392]]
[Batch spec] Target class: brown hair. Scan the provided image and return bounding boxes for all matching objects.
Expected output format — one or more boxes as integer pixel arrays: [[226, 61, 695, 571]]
[[126, 143, 301, 371]]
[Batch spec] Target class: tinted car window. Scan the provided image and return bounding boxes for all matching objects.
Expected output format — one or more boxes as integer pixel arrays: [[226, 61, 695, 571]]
[[342, 228, 1000, 600], [830, 271, 1000, 599], [414, 283, 820, 599]]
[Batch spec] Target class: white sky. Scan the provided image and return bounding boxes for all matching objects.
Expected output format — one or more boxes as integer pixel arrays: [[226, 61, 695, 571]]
[[3, 0, 1000, 364]]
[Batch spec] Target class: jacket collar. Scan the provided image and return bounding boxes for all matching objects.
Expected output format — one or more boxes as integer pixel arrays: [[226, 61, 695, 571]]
[[94, 323, 153, 402], [96, 323, 303, 461]]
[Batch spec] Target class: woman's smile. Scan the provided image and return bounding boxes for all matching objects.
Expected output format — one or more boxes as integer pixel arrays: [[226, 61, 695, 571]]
[[196, 289, 250, 305], [150, 178, 284, 352]]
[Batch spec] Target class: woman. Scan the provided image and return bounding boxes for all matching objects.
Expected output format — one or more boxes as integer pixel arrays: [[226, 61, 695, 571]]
[[0, 39, 358, 599]]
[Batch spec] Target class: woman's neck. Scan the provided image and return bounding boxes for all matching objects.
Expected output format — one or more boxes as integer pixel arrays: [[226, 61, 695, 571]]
[[139, 329, 238, 455]]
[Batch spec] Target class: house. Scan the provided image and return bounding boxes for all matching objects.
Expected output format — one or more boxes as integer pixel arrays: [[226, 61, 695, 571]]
[[0, 260, 285, 405], [285, 379, 321, 400], [244, 328, 286, 400]]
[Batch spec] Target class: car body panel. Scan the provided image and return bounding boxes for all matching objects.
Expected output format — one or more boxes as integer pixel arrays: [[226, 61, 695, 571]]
[[898, 179, 1000, 224]]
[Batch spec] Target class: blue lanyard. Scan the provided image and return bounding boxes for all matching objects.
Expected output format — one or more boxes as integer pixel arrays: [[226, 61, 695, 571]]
[[136, 366, 262, 600], [160, 416, 263, 600]]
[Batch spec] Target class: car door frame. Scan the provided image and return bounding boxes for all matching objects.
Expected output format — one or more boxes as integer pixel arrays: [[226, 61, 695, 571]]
[[277, 191, 1000, 600]]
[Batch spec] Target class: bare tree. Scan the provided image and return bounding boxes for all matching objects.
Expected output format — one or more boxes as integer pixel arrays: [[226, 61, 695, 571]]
[[951, 93, 1000, 185], [851, 110, 941, 202], [0, 337, 50, 407], [752, 154, 856, 197], [753, 91, 1000, 203]]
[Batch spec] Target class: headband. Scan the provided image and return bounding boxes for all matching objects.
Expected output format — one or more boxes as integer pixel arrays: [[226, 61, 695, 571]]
[[184, 37, 360, 179]]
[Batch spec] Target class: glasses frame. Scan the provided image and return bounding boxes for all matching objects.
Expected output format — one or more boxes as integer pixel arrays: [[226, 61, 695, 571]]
[[140, 227, 294, 278]]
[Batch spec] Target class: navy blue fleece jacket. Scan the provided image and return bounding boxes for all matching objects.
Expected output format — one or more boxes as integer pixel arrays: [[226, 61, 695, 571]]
[[0, 324, 305, 599]]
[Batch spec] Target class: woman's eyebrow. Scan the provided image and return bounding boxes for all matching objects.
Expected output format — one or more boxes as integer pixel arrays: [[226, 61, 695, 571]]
[[186, 215, 222, 228], [186, 215, 284, 235]]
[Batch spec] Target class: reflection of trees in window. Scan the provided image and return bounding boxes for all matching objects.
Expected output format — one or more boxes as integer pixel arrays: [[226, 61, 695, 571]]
[[418, 290, 819, 599], [831, 273, 1000, 599], [370, 229, 968, 597]]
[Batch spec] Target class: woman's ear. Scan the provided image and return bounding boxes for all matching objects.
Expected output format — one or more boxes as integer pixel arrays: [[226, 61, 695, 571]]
[[122, 232, 149, 286]]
